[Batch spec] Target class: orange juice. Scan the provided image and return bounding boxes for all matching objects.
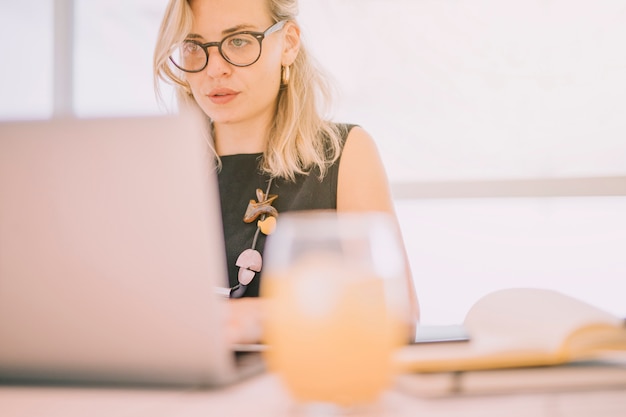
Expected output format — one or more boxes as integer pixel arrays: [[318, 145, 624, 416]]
[[262, 255, 406, 406]]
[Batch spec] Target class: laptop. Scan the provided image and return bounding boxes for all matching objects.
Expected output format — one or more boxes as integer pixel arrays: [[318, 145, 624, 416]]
[[0, 114, 264, 387]]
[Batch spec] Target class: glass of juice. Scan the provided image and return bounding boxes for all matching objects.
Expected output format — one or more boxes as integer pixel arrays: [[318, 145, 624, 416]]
[[261, 211, 411, 413]]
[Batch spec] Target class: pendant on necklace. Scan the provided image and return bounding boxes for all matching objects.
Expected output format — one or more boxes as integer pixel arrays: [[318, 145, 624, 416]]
[[257, 216, 277, 235], [235, 248, 262, 286], [231, 182, 278, 298], [243, 188, 278, 224]]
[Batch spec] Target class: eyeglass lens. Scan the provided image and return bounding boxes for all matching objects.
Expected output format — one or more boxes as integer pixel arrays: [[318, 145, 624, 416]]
[[170, 21, 286, 72], [172, 32, 262, 71]]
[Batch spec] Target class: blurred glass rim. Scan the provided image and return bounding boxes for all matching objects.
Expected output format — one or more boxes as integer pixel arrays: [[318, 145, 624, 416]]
[[263, 210, 405, 277], [270, 210, 395, 237]]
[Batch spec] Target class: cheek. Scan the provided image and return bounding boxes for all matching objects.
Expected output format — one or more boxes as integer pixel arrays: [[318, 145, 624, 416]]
[[256, 43, 283, 83], [254, 56, 282, 94], [253, 68, 281, 107], [261, 65, 282, 90]]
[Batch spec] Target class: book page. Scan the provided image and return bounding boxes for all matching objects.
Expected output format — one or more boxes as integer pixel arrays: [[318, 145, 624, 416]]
[[395, 288, 623, 372], [464, 288, 622, 354]]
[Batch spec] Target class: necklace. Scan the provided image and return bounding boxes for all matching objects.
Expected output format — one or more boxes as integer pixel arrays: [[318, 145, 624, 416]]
[[229, 177, 278, 298]]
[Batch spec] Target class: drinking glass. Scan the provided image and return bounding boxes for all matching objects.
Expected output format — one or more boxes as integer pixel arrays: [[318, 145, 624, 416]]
[[261, 211, 411, 413]]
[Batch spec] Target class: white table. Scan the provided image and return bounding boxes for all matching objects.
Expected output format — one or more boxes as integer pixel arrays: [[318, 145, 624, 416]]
[[2, 373, 625, 417]]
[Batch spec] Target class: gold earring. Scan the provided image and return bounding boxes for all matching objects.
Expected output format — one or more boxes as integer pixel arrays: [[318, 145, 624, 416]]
[[281, 65, 291, 87]]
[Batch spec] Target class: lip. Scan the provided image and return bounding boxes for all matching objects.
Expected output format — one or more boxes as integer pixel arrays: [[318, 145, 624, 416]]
[[207, 88, 239, 105]]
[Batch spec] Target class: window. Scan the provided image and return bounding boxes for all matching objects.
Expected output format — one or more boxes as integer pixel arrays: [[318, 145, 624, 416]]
[[0, 1, 54, 120], [73, 0, 171, 117]]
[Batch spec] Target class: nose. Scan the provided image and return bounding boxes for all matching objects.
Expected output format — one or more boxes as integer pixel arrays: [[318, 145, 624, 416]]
[[203, 45, 232, 78]]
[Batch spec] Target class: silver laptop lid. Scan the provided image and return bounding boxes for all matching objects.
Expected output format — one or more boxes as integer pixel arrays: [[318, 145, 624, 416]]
[[0, 114, 238, 387]]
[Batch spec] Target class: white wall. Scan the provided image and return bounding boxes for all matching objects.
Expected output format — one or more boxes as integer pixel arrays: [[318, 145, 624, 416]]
[[298, 0, 626, 182], [396, 197, 626, 324]]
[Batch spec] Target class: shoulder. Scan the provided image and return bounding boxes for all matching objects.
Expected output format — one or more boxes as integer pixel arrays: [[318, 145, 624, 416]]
[[326, 123, 373, 157], [336, 126, 395, 213], [332, 123, 359, 146], [340, 126, 382, 168]]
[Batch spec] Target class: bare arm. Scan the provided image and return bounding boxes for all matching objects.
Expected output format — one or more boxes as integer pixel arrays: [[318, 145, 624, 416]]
[[225, 297, 265, 345], [337, 126, 420, 328]]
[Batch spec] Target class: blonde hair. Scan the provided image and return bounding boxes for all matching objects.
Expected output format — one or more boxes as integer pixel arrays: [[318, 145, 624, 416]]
[[153, 0, 344, 181]]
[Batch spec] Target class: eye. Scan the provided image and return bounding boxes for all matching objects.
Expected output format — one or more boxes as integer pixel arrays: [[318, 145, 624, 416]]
[[227, 36, 252, 49], [182, 41, 202, 55]]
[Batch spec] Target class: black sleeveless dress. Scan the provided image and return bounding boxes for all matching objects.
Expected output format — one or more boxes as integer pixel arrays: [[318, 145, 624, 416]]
[[217, 124, 355, 297]]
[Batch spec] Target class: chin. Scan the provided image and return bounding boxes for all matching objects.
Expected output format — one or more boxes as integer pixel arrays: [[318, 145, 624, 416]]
[[201, 108, 237, 125]]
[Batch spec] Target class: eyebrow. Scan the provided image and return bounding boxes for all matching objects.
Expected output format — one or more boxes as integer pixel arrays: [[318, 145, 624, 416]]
[[186, 24, 260, 41]]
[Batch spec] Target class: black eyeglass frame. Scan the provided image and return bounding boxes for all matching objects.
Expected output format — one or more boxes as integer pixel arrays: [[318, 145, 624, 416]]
[[170, 20, 287, 72]]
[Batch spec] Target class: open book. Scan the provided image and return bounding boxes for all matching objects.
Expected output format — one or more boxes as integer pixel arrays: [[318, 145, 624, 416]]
[[396, 288, 626, 372], [394, 288, 626, 396]]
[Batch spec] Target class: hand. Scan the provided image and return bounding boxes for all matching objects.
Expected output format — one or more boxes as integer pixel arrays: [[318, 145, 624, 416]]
[[224, 297, 265, 345]]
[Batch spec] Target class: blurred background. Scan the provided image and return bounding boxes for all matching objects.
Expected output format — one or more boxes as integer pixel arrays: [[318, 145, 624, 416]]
[[1, 0, 624, 323]]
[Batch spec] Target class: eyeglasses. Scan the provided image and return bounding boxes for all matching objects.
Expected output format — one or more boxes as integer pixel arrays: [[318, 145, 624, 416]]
[[169, 20, 287, 72]]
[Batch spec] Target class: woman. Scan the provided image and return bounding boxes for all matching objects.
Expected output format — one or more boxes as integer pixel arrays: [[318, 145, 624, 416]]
[[154, 0, 418, 343]]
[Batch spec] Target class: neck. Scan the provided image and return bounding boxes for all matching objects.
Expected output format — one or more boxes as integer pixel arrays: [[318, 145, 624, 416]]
[[213, 118, 271, 156]]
